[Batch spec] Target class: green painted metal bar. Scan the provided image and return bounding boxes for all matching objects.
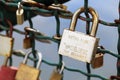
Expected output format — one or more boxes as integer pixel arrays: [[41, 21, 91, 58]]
[[54, 10, 61, 37], [0, 0, 120, 80], [84, 0, 91, 80], [27, 13, 37, 67], [117, 24, 120, 76]]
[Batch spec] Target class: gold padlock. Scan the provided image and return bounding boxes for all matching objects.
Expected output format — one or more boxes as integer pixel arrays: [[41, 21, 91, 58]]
[[0, 19, 14, 57], [50, 62, 65, 80], [48, 4, 67, 11], [61, 4, 67, 11], [58, 7, 99, 63], [15, 50, 42, 80], [16, 2, 24, 25], [91, 46, 104, 69], [23, 28, 32, 49]]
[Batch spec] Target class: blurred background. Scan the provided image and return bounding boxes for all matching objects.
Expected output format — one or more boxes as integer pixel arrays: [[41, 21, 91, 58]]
[[0, 0, 119, 80]]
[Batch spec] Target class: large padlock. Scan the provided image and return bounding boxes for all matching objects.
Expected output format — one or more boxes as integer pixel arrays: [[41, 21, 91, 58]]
[[0, 19, 14, 57], [16, 2, 24, 25], [91, 46, 104, 69], [23, 27, 32, 49], [50, 61, 65, 80], [15, 50, 42, 80], [58, 7, 99, 63], [0, 57, 18, 80]]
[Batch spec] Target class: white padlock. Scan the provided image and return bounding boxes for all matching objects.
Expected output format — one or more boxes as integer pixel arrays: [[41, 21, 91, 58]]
[[58, 7, 99, 63]]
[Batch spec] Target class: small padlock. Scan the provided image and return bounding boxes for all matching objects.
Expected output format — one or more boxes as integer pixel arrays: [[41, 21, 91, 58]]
[[24, 27, 51, 43], [61, 4, 67, 11], [48, 4, 67, 11], [91, 46, 104, 69], [16, 2, 24, 25], [15, 50, 42, 80], [0, 19, 14, 57], [0, 56, 18, 80], [58, 7, 99, 63], [50, 62, 65, 80], [23, 28, 32, 49]]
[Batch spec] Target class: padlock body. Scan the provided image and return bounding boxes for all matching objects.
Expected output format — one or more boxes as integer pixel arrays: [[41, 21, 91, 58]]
[[0, 35, 14, 57], [59, 29, 99, 63], [23, 37, 32, 49], [61, 4, 67, 10], [16, 9, 24, 25], [50, 69, 62, 80], [15, 63, 41, 80], [91, 53, 104, 68], [0, 66, 17, 80]]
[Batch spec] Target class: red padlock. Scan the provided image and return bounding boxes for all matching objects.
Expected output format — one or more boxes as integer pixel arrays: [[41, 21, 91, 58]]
[[0, 57, 18, 80], [110, 75, 120, 80]]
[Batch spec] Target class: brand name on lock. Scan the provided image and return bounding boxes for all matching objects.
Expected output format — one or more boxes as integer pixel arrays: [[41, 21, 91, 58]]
[[59, 7, 99, 63]]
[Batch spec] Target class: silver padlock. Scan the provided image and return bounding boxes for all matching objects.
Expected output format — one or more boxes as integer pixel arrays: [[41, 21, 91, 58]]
[[15, 50, 42, 80], [16, 2, 24, 25], [58, 7, 99, 63]]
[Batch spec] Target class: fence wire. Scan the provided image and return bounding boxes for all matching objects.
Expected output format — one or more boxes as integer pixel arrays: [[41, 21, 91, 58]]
[[0, 0, 120, 80]]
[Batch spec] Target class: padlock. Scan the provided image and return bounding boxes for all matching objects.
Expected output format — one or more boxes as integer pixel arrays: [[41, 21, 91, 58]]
[[0, 19, 14, 57], [48, 4, 67, 11], [50, 61, 65, 80], [15, 50, 42, 80], [23, 28, 32, 49], [16, 2, 24, 25], [0, 56, 18, 80], [91, 46, 104, 69], [58, 7, 99, 63], [110, 75, 120, 80], [61, 4, 67, 11], [24, 27, 51, 43], [53, 34, 62, 40]]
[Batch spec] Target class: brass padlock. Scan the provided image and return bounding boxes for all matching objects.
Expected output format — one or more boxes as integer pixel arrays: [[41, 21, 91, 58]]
[[15, 50, 42, 80], [91, 46, 104, 69], [58, 7, 99, 63], [0, 19, 14, 57], [48, 4, 67, 11], [50, 62, 65, 80], [23, 28, 32, 49], [61, 4, 67, 11], [16, 2, 24, 25]]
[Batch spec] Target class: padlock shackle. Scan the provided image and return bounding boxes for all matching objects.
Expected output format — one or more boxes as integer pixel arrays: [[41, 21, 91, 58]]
[[24, 29, 29, 38], [18, 2, 23, 13], [24, 27, 43, 35], [23, 50, 42, 69], [59, 61, 65, 74], [5, 19, 13, 38], [69, 7, 99, 37]]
